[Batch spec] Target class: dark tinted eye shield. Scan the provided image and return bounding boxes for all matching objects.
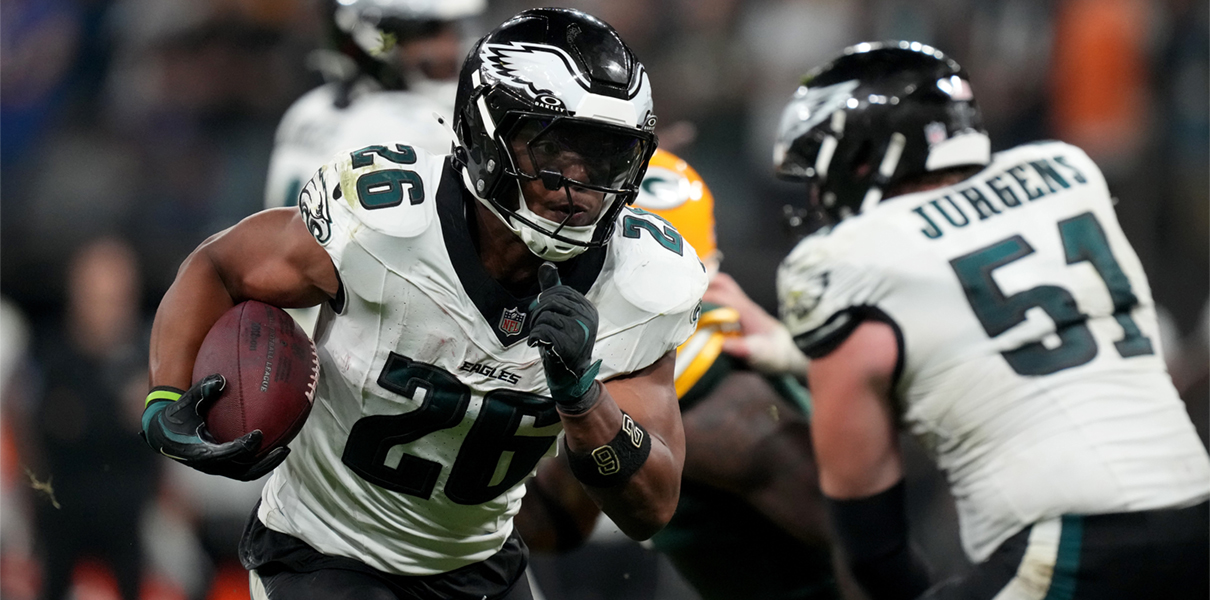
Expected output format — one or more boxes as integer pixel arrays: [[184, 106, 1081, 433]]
[[502, 116, 655, 194]]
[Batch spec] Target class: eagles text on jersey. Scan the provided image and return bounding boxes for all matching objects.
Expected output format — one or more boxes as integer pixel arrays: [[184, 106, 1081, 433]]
[[265, 141, 707, 575]]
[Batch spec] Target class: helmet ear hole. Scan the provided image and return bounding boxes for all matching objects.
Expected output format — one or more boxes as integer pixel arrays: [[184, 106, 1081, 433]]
[[850, 140, 877, 180]]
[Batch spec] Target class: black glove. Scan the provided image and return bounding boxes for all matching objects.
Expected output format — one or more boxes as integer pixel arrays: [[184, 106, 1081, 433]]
[[141, 374, 289, 481], [528, 262, 603, 413]]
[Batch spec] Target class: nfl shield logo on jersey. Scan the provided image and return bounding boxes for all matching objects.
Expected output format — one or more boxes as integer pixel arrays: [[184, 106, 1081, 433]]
[[499, 307, 526, 336]]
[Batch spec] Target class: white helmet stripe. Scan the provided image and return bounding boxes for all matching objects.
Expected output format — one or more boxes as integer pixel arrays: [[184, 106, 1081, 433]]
[[815, 135, 838, 179], [479, 41, 652, 127], [926, 131, 991, 171]]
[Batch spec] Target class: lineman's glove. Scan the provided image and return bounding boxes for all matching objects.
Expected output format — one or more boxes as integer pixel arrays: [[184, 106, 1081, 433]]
[[141, 374, 288, 481], [528, 262, 602, 414]]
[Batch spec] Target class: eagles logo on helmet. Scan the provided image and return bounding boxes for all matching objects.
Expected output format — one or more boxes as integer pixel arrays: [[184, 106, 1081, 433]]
[[453, 8, 659, 262], [773, 41, 991, 231]]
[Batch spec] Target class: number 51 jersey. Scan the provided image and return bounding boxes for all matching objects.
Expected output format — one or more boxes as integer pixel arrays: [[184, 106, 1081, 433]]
[[778, 140, 1210, 563], [258, 143, 707, 576]]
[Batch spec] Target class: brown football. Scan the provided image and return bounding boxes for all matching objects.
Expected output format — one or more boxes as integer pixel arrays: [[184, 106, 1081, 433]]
[[192, 300, 318, 457]]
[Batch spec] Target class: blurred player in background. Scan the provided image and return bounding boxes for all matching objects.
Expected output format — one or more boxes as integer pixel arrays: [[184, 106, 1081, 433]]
[[141, 8, 704, 599], [774, 42, 1210, 600], [21, 237, 159, 600], [263, 0, 484, 337], [263, 0, 483, 212], [518, 150, 839, 600]]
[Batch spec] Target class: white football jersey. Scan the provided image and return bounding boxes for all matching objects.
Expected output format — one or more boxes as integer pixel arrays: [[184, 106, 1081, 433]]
[[258, 144, 707, 575], [263, 81, 456, 210], [778, 140, 1210, 562]]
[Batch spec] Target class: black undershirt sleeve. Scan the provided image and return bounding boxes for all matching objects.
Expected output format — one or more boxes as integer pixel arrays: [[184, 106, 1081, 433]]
[[825, 479, 931, 600]]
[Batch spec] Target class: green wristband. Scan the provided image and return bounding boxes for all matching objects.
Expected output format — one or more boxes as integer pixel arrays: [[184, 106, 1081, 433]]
[[145, 387, 184, 408]]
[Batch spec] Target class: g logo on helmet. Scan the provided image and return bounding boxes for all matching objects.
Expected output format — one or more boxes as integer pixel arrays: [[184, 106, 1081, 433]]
[[636, 167, 693, 211]]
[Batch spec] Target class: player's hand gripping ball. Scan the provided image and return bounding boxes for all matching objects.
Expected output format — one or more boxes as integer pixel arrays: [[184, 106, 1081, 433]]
[[142, 301, 318, 481], [528, 262, 602, 413]]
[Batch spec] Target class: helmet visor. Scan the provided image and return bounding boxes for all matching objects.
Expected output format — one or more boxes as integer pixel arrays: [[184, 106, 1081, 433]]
[[505, 117, 654, 193]]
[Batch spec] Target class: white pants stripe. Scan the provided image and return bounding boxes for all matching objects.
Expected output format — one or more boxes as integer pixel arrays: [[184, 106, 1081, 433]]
[[249, 569, 270, 600], [991, 517, 1062, 600]]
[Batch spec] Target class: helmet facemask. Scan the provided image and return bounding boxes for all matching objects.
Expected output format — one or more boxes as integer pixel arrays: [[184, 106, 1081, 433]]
[[512, 116, 653, 247], [453, 8, 659, 262], [467, 114, 654, 261]]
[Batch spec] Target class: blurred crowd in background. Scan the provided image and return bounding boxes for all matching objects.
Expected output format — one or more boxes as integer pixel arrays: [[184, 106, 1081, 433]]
[[0, 0, 1206, 599]]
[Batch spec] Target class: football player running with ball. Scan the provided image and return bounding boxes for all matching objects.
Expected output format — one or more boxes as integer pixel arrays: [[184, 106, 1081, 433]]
[[141, 9, 705, 600], [774, 42, 1210, 600]]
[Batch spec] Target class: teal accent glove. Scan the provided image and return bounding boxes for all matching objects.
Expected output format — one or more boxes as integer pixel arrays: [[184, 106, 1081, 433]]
[[141, 374, 288, 481], [528, 262, 603, 414]]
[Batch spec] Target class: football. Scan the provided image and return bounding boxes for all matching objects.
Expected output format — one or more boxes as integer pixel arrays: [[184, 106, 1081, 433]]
[[192, 300, 319, 457]]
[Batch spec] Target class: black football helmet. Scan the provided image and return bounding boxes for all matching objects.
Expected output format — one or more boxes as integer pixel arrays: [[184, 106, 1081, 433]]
[[453, 7, 658, 261], [320, 0, 483, 92], [774, 41, 990, 227]]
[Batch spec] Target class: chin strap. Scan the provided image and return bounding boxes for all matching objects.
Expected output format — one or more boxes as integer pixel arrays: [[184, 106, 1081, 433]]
[[515, 200, 594, 261], [460, 166, 597, 261]]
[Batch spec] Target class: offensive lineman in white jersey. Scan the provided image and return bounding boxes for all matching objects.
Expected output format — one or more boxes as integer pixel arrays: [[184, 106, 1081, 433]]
[[262, 0, 483, 211], [141, 9, 706, 599], [773, 43, 1210, 600]]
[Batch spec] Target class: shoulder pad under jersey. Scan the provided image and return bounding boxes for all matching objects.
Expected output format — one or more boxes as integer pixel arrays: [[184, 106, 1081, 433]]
[[777, 228, 881, 358], [299, 142, 447, 263], [607, 206, 710, 316]]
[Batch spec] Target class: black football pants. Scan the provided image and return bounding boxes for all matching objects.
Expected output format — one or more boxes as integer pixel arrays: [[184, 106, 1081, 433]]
[[922, 500, 1209, 600]]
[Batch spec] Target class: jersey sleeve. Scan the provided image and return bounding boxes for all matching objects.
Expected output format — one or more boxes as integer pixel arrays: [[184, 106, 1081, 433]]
[[297, 159, 350, 267], [593, 209, 710, 379], [594, 298, 703, 381], [776, 231, 882, 358]]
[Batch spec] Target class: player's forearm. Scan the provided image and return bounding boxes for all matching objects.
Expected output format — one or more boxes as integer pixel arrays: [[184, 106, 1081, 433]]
[[559, 386, 681, 540], [150, 211, 335, 391], [149, 243, 236, 390], [588, 443, 680, 540], [515, 458, 602, 552]]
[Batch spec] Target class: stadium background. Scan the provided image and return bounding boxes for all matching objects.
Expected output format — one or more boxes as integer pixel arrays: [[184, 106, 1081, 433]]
[[0, 0, 1205, 598]]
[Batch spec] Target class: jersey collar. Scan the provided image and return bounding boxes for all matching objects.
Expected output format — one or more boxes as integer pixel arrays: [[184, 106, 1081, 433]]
[[436, 157, 607, 347]]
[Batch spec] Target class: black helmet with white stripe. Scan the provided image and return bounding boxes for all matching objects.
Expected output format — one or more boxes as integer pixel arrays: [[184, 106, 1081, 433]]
[[453, 7, 658, 261], [774, 41, 989, 226]]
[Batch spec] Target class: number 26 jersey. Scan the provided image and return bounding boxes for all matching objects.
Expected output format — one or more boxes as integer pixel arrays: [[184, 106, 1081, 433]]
[[258, 143, 707, 576], [778, 140, 1210, 563]]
